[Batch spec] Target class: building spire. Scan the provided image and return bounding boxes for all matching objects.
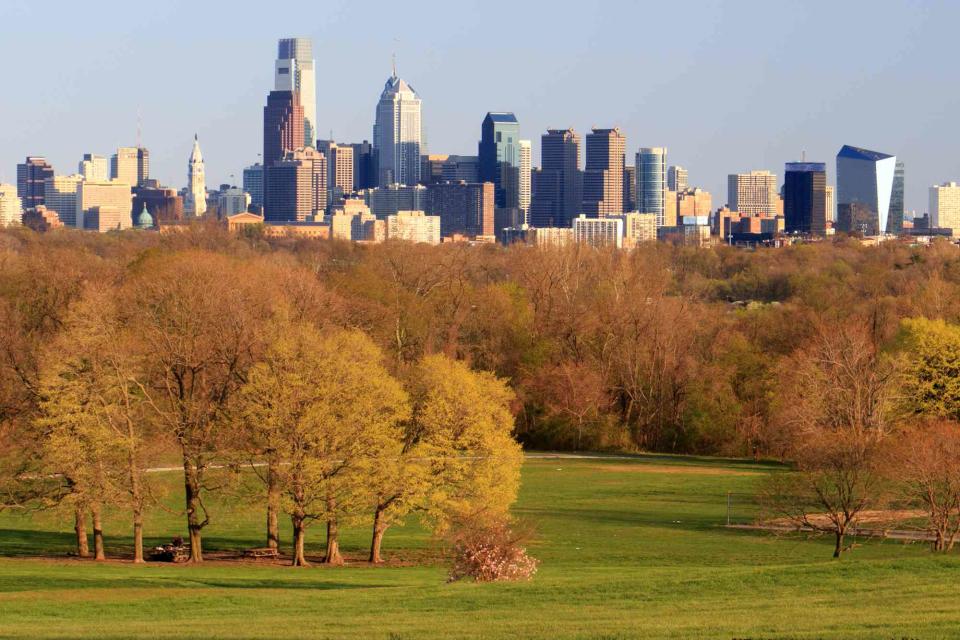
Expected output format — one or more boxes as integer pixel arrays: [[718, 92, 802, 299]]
[[392, 52, 397, 79]]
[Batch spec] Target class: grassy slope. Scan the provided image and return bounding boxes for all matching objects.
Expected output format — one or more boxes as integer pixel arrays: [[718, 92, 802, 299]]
[[0, 454, 957, 639]]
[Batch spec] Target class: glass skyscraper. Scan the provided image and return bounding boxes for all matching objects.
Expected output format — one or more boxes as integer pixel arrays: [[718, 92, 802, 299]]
[[636, 147, 667, 226], [836, 145, 897, 237], [275, 38, 317, 148], [478, 113, 520, 209], [888, 161, 905, 234], [373, 72, 422, 187], [784, 162, 827, 236]]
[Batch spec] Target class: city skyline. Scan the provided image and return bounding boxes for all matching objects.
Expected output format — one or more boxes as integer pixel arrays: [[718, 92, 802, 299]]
[[1, 0, 958, 214]]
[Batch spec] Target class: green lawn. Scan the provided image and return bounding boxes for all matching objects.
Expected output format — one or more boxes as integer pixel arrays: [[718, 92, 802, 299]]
[[0, 454, 956, 639]]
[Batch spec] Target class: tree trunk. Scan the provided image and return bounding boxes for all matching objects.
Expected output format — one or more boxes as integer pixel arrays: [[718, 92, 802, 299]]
[[74, 506, 90, 558], [323, 517, 344, 566], [369, 507, 389, 564], [266, 459, 280, 551], [833, 529, 844, 559], [183, 458, 204, 562], [132, 504, 144, 564], [291, 515, 309, 567], [91, 504, 105, 561]]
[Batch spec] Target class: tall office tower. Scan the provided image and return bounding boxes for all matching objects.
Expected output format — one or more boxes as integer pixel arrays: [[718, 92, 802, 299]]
[[478, 113, 521, 209], [43, 174, 84, 227], [351, 141, 376, 190], [531, 129, 581, 228], [623, 164, 637, 212], [264, 147, 326, 222], [16, 157, 54, 209], [373, 70, 422, 186], [77, 181, 133, 231], [930, 182, 960, 235], [275, 38, 317, 147], [0, 184, 23, 227], [111, 147, 149, 186], [727, 171, 778, 217], [263, 91, 305, 169], [426, 181, 494, 237], [441, 156, 480, 183], [243, 164, 264, 208], [636, 147, 667, 225], [888, 161, 905, 234], [836, 145, 896, 236], [184, 135, 207, 217], [783, 162, 827, 236], [582, 128, 625, 217], [519, 139, 532, 222], [79, 154, 109, 182], [825, 185, 835, 222], [676, 188, 713, 218], [316, 141, 354, 202], [667, 165, 688, 193]]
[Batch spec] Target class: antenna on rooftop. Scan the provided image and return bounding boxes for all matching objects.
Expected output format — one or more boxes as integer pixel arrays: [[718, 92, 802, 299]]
[[392, 52, 397, 78], [801, 150, 806, 162]]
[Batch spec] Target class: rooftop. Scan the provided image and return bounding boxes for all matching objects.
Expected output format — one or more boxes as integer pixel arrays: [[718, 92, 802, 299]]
[[837, 145, 894, 162]]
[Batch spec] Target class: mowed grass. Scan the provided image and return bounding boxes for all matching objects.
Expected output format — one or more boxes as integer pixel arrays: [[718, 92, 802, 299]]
[[1, 454, 958, 639]]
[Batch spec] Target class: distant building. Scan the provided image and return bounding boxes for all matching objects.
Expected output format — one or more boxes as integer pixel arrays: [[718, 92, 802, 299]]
[[677, 188, 712, 219], [263, 90, 305, 169], [836, 145, 896, 236], [0, 184, 23, 227], [784, 162, 827, 236], [441, 155, 480, 183], [667, 165, 688, 192], [531, 129, 581, 228], [275, 37, 317, 147], [659, 216, 711, 246], [636, 147, 667, 225], [573, 215, 623, 248], [351, 141, 377, 190], [111, 147, 149, 187], [43, 174, 84, 227], [623, 164, 637, 213], [582, 128, 625, 217], [825, 185, 835, 222], [930, 182, 960, 236], [316, 141, 355, 203], [374, 72, 422, 186], [16, 157, 54, 209], [663, 189, 678, 227], [264, 147, 326, 222], [326, 198, 381, 242], [727, 171, 778, 217], [134, 203, 155, 230], [613, 212, 657, 246], [364, 183, 427, 219], [243, 164, 264, 208], [479, 112, 521, 210], [519, 139, 532, 222], [184, 135, 206, 217], [79, 154, 109, 182], [426, 181, 494, 237], [386, 210, 440, 244], [133, 181, 183, 225], [217, 187, 251, 218], [532, 226, 573, 248], [77, 180, 133, 231], [889, 161, 905, 234], [22, 205, 62, 232], [420, 155, 448, 185]]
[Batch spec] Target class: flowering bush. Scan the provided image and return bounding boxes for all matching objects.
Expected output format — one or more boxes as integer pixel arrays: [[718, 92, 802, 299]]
[[446, 518, 538, 582]]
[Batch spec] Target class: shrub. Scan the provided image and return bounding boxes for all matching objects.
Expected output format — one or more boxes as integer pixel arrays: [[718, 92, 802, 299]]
[[446, 517, 538, 583]]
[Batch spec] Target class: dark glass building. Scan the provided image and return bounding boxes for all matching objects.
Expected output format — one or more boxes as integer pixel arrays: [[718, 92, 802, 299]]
[[478, 113, 520, 209], [16, 157, 54, 209], [530, 129, 581, 228], [351, 141, 377, 190], [784, 162, 827, 236], [888, 161, 905, 234]]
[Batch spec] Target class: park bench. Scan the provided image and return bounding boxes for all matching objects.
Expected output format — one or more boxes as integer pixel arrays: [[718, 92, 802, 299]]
[[244, 547, 279, 560], [148, 541, 190, 563]]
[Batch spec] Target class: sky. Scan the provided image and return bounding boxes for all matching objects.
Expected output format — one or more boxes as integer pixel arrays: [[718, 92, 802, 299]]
[[1, 0, 957, 214]]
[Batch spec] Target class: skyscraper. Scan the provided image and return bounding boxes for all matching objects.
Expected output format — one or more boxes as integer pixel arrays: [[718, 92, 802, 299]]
[[275, 38, 317, 148], [636, 147, 667, 225], [16, 157, 54, 209], [727, 171, 778, 217], [667, 165, 688, 193], [243, 164, 264, 208], [478, 112, 520, 209], [531, 129, 581, 228], [582, 128, 625, 217], [888, 161, 905, 234], [836, 145, 896, 236], [519, 139, 532, 222], [623, 164, 637, 212], [0, 184, 23, 227], [184, 135, 206, 217], [783, 162, 827, 235], [316, 140, 355, 203], [263, 90, 304, 169], [373, 71, 422, 186], [930, 182, 960, 235], [264, 147, 326, 222], [351, 141, 377, 190], [111, 147, 149, 187], [77, 180, 133, 231], [825, 185, 835, 222], [43, 174, 84, 227], [79, 154, 109, 182], [426, 181, 494, 237]]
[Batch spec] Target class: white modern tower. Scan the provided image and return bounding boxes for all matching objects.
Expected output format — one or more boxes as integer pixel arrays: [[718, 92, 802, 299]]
[[373, 68, 422, 187], [519, 139, 532, 223], [275, 38, 317, 148], [185, 135, 207, 217]]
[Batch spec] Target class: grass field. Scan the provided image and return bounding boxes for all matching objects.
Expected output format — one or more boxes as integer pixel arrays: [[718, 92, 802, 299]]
[[0, 453, 957, 639]]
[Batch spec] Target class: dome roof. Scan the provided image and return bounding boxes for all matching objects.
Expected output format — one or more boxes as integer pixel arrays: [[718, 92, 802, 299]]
[[136, 203, 154, 229]]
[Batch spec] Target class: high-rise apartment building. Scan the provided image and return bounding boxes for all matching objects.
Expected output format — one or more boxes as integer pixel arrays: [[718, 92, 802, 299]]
[[184, 135, 206, 217], [888, 161, 905, 234], [667, 165, 688, 193], [727, 171, 778, 217], [613, 212, 657, 246], [264, 147, 326, 222], [43, 174, 84, 227], [636, 147, 667, 225], [825, 185, 835, 222], [77, 180, 133, 231], [836, 145, 896, 237], [79, 154, 109, 182], [573, 215, 623, 248], [0, 184, 23, 227], [783, 162, 827, 235], [518, 139, 531, 222], [243, 164, 264, 208], [930, 182, 960, 235], [275, 38, 317, 147], [16, 157, 54, 209], [316, 141, 355, 202], [426, 181, 494, 237], [676, 188, 713, 219], [111, 147, 149, 187], [582, 128, 625, 217], [386, 210, 441, 244], [363, 184, 427, 219], [531, 129, 581, 228], [373, 72, 422, 186], [479, 113, 521, 209]]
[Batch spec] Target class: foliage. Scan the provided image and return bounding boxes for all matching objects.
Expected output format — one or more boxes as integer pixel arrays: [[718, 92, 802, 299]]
[[446, 514, 538, 583]]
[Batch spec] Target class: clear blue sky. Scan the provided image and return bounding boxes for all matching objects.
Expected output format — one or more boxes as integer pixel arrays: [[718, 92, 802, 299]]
[[2, 0, 957, 214]]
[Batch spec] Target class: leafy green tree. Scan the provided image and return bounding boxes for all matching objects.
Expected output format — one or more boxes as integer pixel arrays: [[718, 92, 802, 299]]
[[898, 318, 960, 420]]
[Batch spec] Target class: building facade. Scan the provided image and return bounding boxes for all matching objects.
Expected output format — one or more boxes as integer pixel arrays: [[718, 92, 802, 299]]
[[386, 210, 440, 244], [16, 157, 54, 209], [727, 171, 778, 217], [264, 147, 327, 222], [184, 135, 207, 217], [263, 90, 305, 169], [43, 174, 84, 227], [784, 162, 827, 236], [243, 164, 264, 208], [133, 181, 183, 225], [582, 127, 625, 217], [836, 145, 896, 237], [111, 147, 149, 187], [275, 38, 317, 147], [667, 165, 688, 192], [0, 184, 23, 227], [426, 181, 494, 237], [930, 182, 960, 235], [531, 128, 581, 228], [478, 112, 520, 209], [676, 188, 712, 219], [77, 180, 133, 231], [636, 147, 667, 226], [373, 73, 422, 186], [79, 154, 109, 182], [519, 139, 532, 222], [573, 215, 623, 248], [888, 161, 905, 234]]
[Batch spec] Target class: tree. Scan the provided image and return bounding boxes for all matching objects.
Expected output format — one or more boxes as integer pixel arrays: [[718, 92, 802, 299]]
[[898, 317, 960, 420], [237, 325, 409, 566]]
